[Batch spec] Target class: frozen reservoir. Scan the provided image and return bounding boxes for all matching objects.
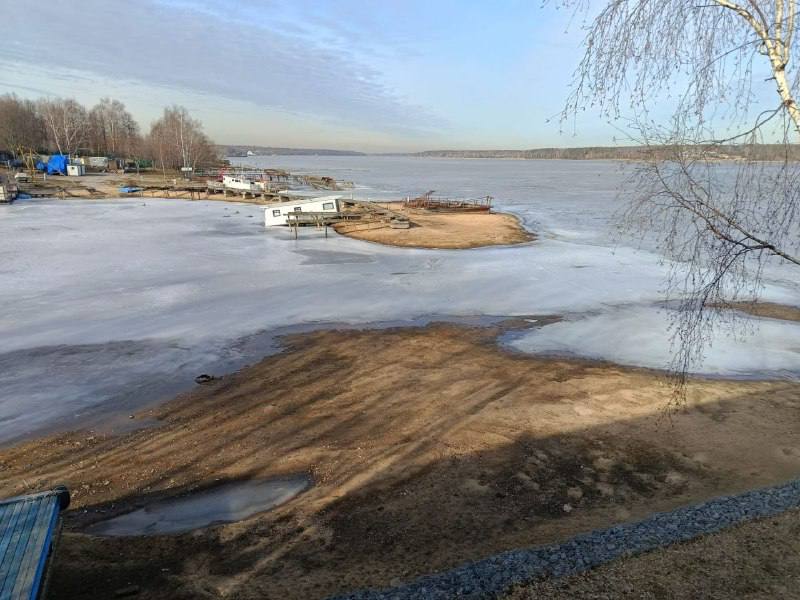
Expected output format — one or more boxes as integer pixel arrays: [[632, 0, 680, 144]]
[[1, 158, 798, 442]]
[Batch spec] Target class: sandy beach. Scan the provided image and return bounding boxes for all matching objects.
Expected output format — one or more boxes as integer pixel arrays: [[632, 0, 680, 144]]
[[3, 319, 798, 599], [334, 202, 534, 249]]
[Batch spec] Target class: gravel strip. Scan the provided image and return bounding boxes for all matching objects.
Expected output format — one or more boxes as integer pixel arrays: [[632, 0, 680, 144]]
[[331, 478, 800, 600]]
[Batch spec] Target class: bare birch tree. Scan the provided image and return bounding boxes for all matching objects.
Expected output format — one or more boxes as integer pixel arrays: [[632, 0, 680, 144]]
[[37, 98, 89, 156], [146, 106, 214, 172], [562, 1, 800, 397]]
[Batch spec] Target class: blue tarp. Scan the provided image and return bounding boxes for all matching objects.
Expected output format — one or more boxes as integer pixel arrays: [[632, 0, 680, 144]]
[[119, 186, 143, 193], [35, 160, 46, 172], [46, 155, 68, 175]]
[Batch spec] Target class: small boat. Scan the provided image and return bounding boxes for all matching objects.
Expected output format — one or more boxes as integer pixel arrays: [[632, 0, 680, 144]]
[[223, 174, 261, 192]]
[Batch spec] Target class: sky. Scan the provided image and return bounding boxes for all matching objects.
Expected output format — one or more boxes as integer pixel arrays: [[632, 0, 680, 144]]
[[0, 0, 619, 152]]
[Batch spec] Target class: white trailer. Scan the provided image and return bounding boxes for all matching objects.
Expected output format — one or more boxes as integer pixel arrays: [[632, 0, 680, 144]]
[[263, 195, 342, 227]]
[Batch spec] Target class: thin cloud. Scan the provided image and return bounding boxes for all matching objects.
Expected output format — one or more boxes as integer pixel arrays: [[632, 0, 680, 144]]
[[4, 0, 443, 134]]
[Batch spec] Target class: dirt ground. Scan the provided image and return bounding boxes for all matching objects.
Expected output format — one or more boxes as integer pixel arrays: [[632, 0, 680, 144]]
[[0, 320, 798, 599], [727, 301, 800, 322], [17, 171, 211, 200], [505, 507, 800, 599], [334, 202, 534, 249]]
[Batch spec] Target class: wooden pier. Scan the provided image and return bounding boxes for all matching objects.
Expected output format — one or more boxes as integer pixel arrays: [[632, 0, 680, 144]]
[[285, 199, 410, 238]]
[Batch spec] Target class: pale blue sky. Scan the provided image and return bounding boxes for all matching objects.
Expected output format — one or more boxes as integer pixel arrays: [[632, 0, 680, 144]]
[[1, 0, 621, 151]]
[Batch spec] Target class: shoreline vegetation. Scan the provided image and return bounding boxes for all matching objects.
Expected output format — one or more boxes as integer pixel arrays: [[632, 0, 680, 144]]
[[403, 144, 800, 161], [3, 318, 800, 599]]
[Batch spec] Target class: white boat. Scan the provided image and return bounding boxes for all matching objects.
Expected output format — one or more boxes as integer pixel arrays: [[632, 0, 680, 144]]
[[222, 175, 260, 192]]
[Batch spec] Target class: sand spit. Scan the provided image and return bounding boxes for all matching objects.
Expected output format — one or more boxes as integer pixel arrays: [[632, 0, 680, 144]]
[[334, 202, 534, 249]]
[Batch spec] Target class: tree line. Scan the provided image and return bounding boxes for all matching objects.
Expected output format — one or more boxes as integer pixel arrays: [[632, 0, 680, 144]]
[[412, 145, 800, 161], [0, 94, 217, 170]]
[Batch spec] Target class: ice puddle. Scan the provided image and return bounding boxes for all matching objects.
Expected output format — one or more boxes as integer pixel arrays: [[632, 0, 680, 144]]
[[86, 475, 312, 536]]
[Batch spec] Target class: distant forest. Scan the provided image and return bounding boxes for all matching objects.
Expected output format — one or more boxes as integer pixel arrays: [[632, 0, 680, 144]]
[[409, 145, 800, 161]]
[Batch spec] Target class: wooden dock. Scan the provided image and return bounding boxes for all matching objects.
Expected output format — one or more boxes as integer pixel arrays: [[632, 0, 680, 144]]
[[285, 200, 410, 238], [0, 487, 70, 600]]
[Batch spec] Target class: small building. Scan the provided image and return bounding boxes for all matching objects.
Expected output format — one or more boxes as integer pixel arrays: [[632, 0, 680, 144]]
[[263, 195, 342, 227]]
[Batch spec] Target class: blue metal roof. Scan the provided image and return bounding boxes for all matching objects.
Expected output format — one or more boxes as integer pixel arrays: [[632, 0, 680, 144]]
[[0, 488, 69, 600]]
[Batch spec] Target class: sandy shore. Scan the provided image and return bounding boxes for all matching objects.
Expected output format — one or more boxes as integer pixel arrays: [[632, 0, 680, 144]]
[[726, 301, 800, 322], [2, 319, 799, 599], [334, 202, 534, 249]]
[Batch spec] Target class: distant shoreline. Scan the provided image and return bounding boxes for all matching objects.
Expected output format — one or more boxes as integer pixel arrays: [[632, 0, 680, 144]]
[[226, 144, 798, 162]]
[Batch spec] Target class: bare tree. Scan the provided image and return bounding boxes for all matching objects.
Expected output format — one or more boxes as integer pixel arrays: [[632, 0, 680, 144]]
[[37, 97, 89, 156], [0, 94, 46, 155], [562, 1, 800, 397], [88, 98, 141, 157], [145, 105, 214, 172]]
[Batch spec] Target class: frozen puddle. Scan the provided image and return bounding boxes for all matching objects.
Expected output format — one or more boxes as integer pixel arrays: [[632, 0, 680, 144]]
[[86, 475, 312, 536]]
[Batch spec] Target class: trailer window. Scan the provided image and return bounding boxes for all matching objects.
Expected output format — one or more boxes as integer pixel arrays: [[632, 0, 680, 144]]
[[293, 206, 302, 212], [272, 209, 281, 217], [323, 202, 335, 210]]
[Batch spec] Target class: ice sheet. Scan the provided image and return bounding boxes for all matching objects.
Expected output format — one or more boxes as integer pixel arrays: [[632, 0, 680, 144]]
[[1, 158, 798, 442], [508, 306, 800, 377]]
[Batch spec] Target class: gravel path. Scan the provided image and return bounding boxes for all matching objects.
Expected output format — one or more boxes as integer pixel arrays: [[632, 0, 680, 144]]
[[331, 478, 800, 599]]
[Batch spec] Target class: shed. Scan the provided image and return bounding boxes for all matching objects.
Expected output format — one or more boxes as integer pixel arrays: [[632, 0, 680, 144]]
[[263, 195, 342, 227]]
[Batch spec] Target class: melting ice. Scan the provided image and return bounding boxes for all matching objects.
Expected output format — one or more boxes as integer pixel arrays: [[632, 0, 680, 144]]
[[1, 158, 798, 442]]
